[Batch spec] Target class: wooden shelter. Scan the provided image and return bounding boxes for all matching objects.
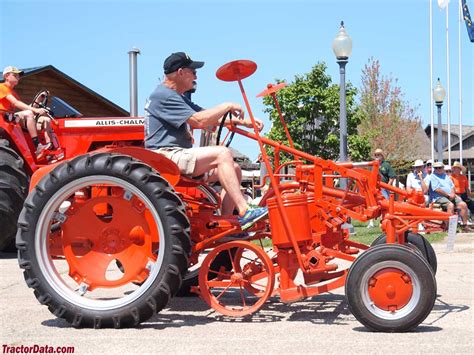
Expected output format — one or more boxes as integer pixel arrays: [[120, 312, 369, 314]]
[[1, 65, 128, 117]]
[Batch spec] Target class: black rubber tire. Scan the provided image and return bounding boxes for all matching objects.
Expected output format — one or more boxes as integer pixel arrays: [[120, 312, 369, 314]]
[[0, 139, 28, 251], [175, 249, 234, 297], [16, 153, 191, 328], [346, 244, 436, 332], [371, 232, 437, 274]]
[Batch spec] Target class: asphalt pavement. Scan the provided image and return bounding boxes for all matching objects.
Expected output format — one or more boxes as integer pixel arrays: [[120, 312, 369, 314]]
[[1, 234, 473, 354]]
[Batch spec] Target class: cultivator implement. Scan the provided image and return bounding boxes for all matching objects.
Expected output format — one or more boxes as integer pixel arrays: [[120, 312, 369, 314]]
[[17, 60, 452, 332]]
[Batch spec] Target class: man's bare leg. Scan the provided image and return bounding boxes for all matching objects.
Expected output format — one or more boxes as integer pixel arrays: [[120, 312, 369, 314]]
[[208, 162, 242, 215], [17, 110, 39, 140], [447, 203, 454, 215], [192, 145, 248, 216], [38, 116, 53, 144], [458, 201, 468, 224]]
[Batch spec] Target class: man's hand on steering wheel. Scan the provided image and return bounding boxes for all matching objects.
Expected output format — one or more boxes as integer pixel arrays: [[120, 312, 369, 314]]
[[227, 103, 244, 119], [239, 118, 264, 131], [33, 107, 48, 116]]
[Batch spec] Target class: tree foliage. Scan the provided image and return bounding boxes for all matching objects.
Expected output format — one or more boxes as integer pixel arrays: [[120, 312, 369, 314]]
[[262, 62, 371, 163], [356, 58, 421, 171]]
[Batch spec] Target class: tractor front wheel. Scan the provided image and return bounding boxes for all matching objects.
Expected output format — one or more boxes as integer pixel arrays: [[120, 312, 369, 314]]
[[17, 153, 191, 328], [346, 244, 436, 332]]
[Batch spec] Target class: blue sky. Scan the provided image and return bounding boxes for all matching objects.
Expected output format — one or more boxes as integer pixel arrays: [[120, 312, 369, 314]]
[[1, 0, 472, 160]]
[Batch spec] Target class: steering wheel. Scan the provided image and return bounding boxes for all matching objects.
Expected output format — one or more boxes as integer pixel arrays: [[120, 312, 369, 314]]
[[31, 90, 49, 109], [216, 111, 236, 147], [31, 90, 51, 119], [31, 90, 59, 126]]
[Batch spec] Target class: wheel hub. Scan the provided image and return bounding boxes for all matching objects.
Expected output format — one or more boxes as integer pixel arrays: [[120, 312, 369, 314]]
[[368, 267, 413, 312], [59, 195, 157, 290], [231, 272, 244, 283], [101, 227, 124, 254]]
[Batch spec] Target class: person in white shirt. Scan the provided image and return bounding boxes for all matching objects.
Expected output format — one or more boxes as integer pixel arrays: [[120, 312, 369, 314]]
[[405, 159, 431, 232], [406, 159, 429, 194], [424, 159, 433, 176]]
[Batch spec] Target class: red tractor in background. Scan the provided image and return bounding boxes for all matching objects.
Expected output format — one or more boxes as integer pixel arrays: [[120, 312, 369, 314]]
[[0, 90, 144, 251], [12, 60, 454, 332]]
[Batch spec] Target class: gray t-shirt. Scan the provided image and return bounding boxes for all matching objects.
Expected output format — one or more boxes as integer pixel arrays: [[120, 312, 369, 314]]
[[144, 84, 203, 149]]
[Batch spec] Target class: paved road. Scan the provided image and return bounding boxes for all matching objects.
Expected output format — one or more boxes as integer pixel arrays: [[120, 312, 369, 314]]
[[1, 234, 472, 354]]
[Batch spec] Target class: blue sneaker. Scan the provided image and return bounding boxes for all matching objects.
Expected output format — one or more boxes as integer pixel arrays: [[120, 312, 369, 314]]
[[238, 206, 268, 231]]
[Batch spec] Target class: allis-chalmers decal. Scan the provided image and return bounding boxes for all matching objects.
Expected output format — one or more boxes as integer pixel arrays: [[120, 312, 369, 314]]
[[64, 118, 144, 128]]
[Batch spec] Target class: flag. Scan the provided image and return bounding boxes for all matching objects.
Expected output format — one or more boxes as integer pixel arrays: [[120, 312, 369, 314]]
[[462, 0, 474, 42], [438, 0, 450, 9]]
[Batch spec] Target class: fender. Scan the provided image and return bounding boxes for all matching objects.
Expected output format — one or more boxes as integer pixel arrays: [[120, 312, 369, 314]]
[[0, 119, 38, 174], [29, 146, 180, 192]]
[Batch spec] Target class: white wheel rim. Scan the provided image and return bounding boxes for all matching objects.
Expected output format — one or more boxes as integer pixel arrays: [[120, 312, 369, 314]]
[[359, 261, 421, 320], [35, 175, 166, 311]]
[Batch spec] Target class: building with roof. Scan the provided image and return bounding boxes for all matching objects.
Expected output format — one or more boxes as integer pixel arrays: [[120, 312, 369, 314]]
[[424, 124, 474, 158], [1, 65, 128, 117], [425, 123, 474, 189]]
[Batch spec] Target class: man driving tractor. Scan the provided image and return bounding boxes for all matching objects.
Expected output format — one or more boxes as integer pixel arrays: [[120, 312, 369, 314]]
[[0, 66, 54, 158], [144, 52, 268, 230]]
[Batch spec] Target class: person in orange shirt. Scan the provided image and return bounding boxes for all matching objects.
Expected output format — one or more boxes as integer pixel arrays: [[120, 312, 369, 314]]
[[451, 161, 474, 215], [0, 66, 52, 157]]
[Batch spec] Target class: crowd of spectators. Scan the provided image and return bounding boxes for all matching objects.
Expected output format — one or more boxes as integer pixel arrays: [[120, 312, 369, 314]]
[[377, 148, 473, 232]]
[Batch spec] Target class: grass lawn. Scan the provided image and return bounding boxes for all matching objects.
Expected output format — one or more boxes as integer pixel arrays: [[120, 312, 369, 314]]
[[255, 220, 447, 248], [351, 220, 447, 246]]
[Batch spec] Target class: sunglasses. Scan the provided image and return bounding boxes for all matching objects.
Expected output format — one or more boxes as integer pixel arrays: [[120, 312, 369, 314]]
[[182, 67, 196, 75], [434, 167, 444, 169]]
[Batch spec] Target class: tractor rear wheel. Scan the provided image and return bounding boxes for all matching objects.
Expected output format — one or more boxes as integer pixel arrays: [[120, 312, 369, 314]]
[[371, 232, 437, 274], [17, 153, 191, 328], [0, 139, 28, 251], [346, 244, 436, 332]]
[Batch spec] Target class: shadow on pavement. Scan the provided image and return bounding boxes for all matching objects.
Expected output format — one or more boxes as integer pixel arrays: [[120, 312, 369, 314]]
[[38, 292, 469, 331], [0, 251, 17, 259], [138, 293, 351, 329], [427, 296, 470, 325], [352, 325, 443, 333]]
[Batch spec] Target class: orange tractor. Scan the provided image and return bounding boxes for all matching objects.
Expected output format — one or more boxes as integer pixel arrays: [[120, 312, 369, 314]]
[[0, 90, 144, 250], [16, 60, 451, 332]]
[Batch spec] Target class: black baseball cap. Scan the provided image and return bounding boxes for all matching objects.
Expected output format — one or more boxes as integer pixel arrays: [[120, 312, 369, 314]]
[[163, 52, 204, 74]]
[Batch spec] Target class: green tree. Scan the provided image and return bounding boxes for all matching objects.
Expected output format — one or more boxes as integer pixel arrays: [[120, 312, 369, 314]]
[[262, 62, 370, 162], [356, 58, 421, 172]]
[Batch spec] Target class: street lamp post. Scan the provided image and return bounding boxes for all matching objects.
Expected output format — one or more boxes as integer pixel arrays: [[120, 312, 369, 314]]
[[332, 21, 352, 163], [332, 21, 354, 235], [433, 78, 446, 163]]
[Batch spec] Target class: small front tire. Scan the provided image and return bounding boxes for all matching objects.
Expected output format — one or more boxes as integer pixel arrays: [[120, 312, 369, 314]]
[[346, 244, 436, 332]]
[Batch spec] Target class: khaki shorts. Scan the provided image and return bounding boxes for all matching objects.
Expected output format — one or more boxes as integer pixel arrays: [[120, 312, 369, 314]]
[[11, 111, 49, 130], [435, 196, 463, 210], [153, 147, 197, 176]]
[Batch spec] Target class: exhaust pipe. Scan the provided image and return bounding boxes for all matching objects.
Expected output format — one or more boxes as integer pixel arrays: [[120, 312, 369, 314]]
[[128, 47, 140, 117]]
